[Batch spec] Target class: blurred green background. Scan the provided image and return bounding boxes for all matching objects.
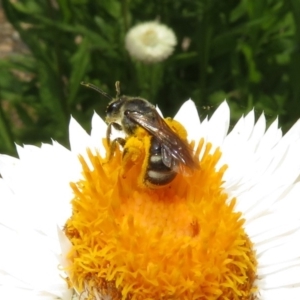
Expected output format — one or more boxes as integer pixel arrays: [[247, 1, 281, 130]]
[[0, 0, 300, 156]]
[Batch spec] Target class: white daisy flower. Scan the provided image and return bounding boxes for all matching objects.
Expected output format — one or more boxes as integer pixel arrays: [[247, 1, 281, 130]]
[[125, 21, 177, 63], [0, 100, 300, 299]]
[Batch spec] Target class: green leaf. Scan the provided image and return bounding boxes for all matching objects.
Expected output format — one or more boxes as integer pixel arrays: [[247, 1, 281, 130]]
[[68, 38, 91, 105]]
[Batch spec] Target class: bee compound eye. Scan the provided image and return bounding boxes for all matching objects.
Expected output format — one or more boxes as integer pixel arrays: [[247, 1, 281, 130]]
[[106, 100, 123, 116]]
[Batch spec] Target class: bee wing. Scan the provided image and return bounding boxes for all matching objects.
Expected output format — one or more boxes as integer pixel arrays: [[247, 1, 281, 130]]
[[125, 110, 198, 173], [160, 142, 195, 176]]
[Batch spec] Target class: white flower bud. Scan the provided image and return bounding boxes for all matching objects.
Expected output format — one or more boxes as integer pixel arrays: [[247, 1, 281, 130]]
[[125, 21, 177, 63]]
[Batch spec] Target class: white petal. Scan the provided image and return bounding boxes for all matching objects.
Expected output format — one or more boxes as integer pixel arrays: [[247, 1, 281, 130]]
[[259, 266, 300, 288], [258, 287, 300, 300], [1, 144, 79, 235], [283, 119, 300, 139], [174, 99, 201, 143], [69, 117, 93, 156], [90, 112, 107, 156], [249, 113, 266, 146], [255, 118, 282, 154], [0, 225, 72, 300], [155, 105, 163, 117], [57, 227, 72, 269], [205, 101, 230, 147]]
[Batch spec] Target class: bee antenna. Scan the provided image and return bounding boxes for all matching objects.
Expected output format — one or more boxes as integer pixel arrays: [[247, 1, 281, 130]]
[[115, 81, 121, 98], [81, 82, 114, 101]]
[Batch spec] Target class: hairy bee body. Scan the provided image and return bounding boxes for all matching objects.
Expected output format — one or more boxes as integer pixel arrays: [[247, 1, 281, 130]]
[[146, 136, 177, 186], [81, 81, 198, 187]]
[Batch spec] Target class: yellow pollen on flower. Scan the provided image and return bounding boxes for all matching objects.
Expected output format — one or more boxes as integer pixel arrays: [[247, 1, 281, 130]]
[[64, 129, 257, 299]]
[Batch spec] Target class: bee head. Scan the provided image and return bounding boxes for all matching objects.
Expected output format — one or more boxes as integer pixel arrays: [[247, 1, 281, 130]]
[[81, 81, 155, 134], [81, 80, 124, 123], [105, 96, 127, 123]]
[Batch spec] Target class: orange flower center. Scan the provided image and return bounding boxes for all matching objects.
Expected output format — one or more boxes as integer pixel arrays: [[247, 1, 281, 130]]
[[64, 121, 257, 300]]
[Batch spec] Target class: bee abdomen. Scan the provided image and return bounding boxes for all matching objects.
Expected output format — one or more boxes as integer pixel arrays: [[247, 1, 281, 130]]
[[145, 138, 176, 186], [146, 167, 176, 186]]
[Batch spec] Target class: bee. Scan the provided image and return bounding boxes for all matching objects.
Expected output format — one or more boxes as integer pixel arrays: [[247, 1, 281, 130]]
[[81, 81, 199, 187]]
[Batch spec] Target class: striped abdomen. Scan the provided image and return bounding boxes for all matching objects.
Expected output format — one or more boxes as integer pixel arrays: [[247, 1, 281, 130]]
[[145, 137, 176, 186]]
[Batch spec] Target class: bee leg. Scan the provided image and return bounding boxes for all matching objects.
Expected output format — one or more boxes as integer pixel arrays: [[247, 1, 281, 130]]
[[106, 122, 125, 160], [106, 122, 123, 146], [108, 138, 126, 160], [106, 123, 113, 146], [106, 123, 123, 145]]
